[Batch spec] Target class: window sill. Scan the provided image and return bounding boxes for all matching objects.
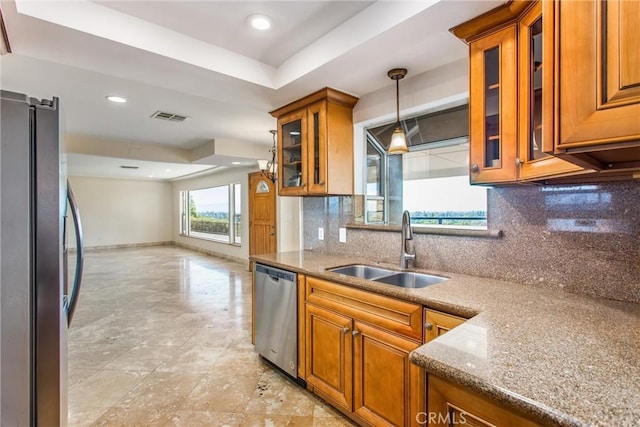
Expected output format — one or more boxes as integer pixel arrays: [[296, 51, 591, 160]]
[[346, 223, 503, 239]]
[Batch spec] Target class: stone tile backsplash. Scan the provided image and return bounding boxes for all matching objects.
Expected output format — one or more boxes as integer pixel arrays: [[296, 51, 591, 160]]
[[303, 181, 640, 303]]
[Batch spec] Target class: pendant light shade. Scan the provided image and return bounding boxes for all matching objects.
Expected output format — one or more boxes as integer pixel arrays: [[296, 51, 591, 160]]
[[387, 68, 408, 154]]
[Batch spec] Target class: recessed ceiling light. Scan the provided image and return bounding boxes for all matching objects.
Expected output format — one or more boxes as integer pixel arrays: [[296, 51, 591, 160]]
[[165, 169, 172, 172], [147, 175, 153, 178], [232, 161, 241, 165], [247, 14, 272, 31], [106, 95, 127, 103]]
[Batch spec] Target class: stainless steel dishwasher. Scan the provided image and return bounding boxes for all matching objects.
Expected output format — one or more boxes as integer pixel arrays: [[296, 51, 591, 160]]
[[254, 263, 298, 380]]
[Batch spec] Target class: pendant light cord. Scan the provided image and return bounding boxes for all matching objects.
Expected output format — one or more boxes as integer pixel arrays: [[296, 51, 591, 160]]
[[396, 78, 400, 125]]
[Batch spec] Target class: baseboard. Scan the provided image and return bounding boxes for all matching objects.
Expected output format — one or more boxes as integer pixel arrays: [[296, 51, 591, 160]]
[[173, 241, 250, 270], [68, 241, 250, 270], [68, 241, 173, 253]]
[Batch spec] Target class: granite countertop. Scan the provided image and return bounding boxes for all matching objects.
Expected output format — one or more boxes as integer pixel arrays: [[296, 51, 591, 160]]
[[250, 250, 640, 427]]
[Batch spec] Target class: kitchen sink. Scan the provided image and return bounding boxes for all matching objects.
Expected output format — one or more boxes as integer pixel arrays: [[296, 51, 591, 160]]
[[327, 265, 448, 289], [374, 272, 447, 289], [328, 264, 395, 280]]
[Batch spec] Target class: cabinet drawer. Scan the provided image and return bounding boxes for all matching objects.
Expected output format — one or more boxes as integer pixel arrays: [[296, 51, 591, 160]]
[[424, 309, 466, 343], [306, 276, 423, 342], [428, 375, 541, 427]]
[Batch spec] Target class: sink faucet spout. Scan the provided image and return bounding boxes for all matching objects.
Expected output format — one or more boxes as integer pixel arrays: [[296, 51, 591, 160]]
[[400, 210, 416, 269]]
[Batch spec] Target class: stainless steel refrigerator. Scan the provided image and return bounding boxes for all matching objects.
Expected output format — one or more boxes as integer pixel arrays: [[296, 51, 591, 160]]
[[1, 90, 84, 426]]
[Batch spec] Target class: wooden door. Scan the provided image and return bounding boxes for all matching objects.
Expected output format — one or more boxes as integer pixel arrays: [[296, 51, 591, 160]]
[[352, 321, 424, 427], [305, 304, 353, 412], [248, 172, 276, 256], [424, 309, 466, 343], [469, 25, 518, 184]]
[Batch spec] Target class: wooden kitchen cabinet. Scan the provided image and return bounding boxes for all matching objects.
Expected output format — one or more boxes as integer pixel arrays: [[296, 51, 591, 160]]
[[353, 321, 425, 427], [270, 88, 358, 196], [427, 375, 541, 427], [453, 0, 586, 184], [305, 276, 425, 426], [546, 0, 640, 171], [306, 303, 353, 411], [424, 309, 466, 343]]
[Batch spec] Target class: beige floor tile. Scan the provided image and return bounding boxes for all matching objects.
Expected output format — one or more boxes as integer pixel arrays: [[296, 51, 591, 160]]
[[180, 372, 261, 413], [103, 345, 180, 371], [165, 410, 245, 426], [68, 341, 131, 370], [68, 247, 353, 427], [245, 370, 318, 417], [155, 344, 225, 373], [68, 370, 148, 424], [67, 367, 98, 389], [91, 371, 204, 426]]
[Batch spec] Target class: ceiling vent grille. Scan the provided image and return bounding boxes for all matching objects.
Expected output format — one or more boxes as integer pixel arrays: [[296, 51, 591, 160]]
[[151, 111, 189, 122]]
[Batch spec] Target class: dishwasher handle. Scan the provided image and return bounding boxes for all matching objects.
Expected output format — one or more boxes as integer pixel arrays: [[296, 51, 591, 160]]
[[255, 263, 296, 283]]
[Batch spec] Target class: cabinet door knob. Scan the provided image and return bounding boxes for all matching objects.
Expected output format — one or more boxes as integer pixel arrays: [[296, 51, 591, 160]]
[[470, 164, 479, 173], [352, 330, 360, 337], [342, 327, 349, 334], [425, 323, 434, 331], [515, 158, 523, 166]]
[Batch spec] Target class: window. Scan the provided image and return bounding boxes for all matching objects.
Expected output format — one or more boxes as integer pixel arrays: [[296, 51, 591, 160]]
[[364, 104, 488, 229], [180, 183, 242, 244]]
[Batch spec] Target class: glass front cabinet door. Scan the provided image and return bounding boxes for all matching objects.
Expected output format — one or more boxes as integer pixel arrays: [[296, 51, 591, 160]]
[[469, 26, 518, 184], [278, 110, 307, 196], [455, 0, 587, 185], [271, 88, 358, 197]]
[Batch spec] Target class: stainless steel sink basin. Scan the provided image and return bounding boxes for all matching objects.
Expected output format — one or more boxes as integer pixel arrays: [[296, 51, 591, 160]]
[[328, 265, 395, 280], [327, 265, 448, 289], [373, 272, 447, 289]]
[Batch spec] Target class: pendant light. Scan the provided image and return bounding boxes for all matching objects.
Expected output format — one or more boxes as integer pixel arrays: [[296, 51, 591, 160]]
[[259, 130, 278, 183], [387, 68, 409, 154]]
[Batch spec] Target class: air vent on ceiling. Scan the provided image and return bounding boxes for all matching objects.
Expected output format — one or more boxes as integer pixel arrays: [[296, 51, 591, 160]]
[[151, 110, 189, 122], [120, 165, 139, 169]]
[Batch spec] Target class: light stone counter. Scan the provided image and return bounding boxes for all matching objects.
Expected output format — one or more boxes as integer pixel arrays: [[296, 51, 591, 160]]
[[251, 250, 640, 427]]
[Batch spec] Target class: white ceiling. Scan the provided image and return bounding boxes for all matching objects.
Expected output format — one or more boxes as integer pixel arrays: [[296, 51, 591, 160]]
[[0, 0, 503, 180]]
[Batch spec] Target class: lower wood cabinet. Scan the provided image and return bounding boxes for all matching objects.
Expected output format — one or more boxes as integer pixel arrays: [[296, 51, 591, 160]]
[[424, 309, 466, 343], [305, 277, 425, 427], [353, 321, 425, 427], [427, 375, 541, 427], [306, 304, 353, 411]]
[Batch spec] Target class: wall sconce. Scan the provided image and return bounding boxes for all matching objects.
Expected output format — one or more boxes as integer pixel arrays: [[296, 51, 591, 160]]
[[258, 129, 277, 183], [387, 68, 409, 154]]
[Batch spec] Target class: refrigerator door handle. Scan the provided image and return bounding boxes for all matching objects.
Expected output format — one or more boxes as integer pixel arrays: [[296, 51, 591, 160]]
[[65, 180, 84, 326]]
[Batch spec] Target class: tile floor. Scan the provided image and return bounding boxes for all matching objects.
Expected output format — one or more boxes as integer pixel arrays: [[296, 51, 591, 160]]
[[68, 246, 354, 426]]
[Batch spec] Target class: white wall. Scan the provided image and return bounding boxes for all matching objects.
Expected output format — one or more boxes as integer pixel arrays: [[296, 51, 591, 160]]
[[172, 167, 252, 262], [352, 58, 469, 194], [278, 196, 302, 253], [67, 176, 173, 248]]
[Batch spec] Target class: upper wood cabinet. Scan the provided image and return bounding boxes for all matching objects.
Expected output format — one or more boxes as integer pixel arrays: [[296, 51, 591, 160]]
[[453, 0, 587, 184], [270, 88, 358, 196], [546, 0, 640, 171]]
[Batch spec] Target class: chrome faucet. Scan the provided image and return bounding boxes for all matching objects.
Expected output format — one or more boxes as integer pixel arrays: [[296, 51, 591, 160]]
[[400, 210, 416, 269]]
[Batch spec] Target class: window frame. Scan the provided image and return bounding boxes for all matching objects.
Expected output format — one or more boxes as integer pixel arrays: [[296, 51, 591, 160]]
[[179, 183, 242, 246], [362, 104, 488, 230]]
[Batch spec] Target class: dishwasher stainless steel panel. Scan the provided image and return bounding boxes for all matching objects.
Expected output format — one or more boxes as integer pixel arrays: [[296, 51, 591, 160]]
[[254, 263, 297, 379]]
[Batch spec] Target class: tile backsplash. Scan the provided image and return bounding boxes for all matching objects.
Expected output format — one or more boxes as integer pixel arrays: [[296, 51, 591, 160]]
[[303, 181, 640, 303]]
